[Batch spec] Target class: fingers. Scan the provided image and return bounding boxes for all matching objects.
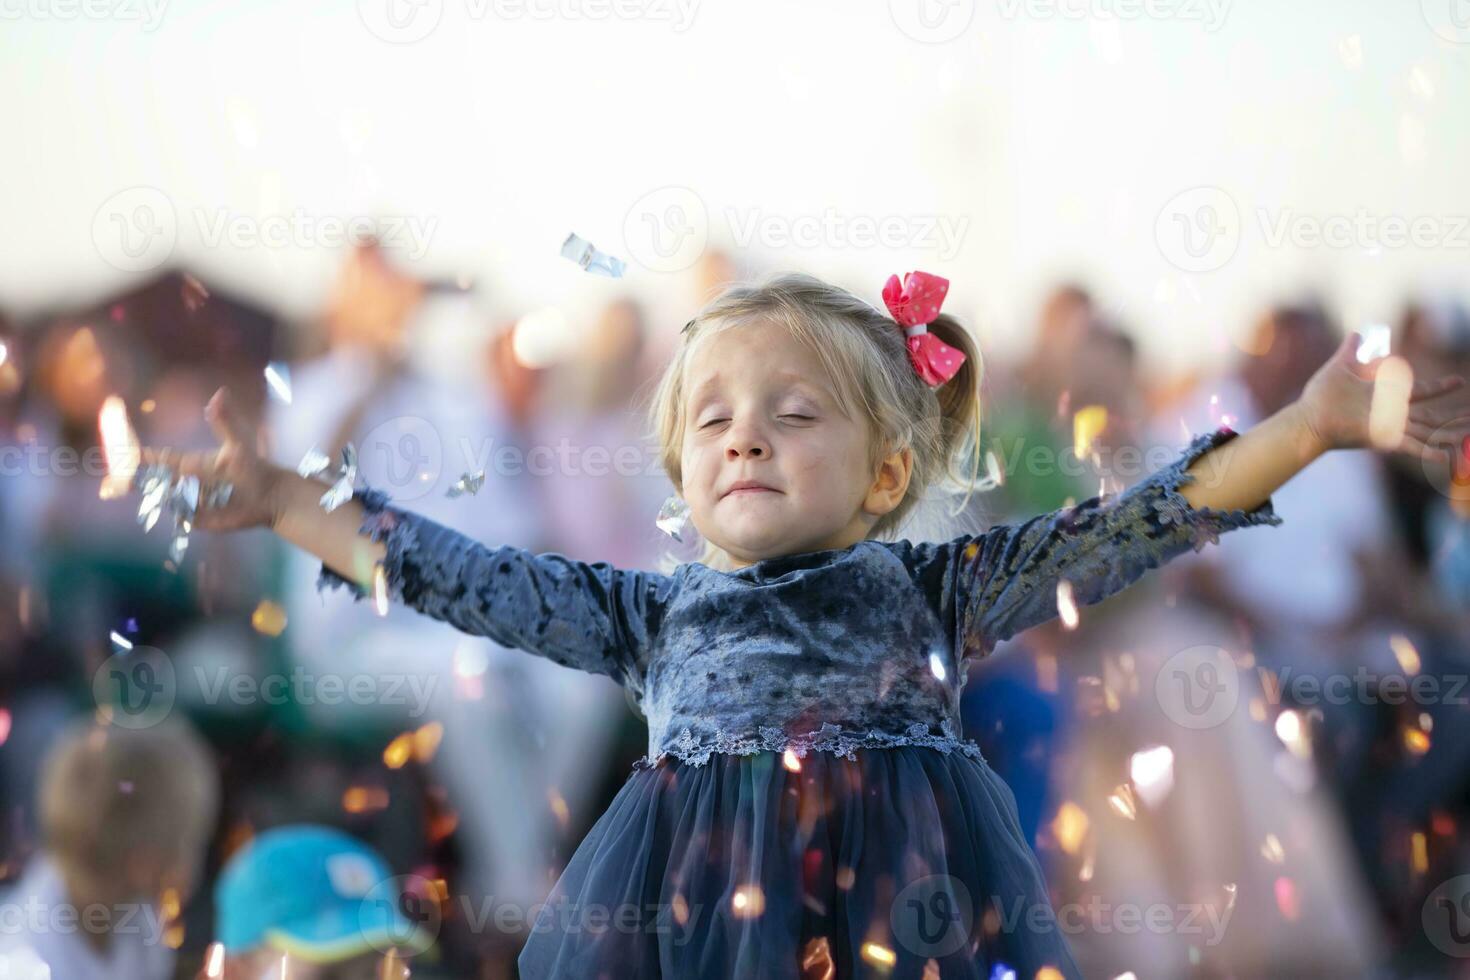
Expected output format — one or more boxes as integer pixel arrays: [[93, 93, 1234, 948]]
[[204, 386, 253, 448], [1409, 375, 1466, 402]]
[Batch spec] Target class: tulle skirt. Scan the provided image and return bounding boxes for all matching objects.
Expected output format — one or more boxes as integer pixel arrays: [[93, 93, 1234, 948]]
[[518, 747, 1082, 979]]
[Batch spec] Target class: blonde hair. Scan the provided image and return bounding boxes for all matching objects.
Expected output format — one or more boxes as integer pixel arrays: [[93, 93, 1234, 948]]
[[40, 718, 219, 904], [646, 271, 984, 571]]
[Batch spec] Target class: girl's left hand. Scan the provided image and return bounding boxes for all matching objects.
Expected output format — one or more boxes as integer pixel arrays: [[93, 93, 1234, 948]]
[[1297, 330, 1470, 463]]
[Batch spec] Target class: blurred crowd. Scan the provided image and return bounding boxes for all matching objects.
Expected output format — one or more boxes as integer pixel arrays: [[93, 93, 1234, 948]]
[[0, 241, 1468, 978]]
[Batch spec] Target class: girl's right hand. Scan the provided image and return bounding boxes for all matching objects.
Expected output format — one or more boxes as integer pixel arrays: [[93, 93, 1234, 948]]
[[142, 386, 285, 532]]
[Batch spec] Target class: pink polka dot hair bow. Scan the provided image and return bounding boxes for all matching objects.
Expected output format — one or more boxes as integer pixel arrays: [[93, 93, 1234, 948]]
[[882, 270, 966, 388]]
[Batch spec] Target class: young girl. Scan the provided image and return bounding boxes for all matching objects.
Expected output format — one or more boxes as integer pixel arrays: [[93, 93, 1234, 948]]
[[150, 271, 1466, 979]]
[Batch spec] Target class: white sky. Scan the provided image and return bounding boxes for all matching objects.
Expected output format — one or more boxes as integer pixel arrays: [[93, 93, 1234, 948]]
[[2, 0, 1467, 375]]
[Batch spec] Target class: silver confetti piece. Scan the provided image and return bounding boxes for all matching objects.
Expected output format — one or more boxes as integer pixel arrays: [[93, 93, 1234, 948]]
[[1356, 323, 1391, 364], [446, 470, 486, 498], [655, 495, 691, 541], [560, 232, 627, 278], [264, 362, 293, 405], [124, 462, 228, 570], [316, 443, 360, 513], [297, 447, 331, 478]]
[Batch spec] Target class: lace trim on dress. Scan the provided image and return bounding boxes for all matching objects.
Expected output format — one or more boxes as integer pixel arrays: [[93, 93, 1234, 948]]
[[631, 719, 989, 771]]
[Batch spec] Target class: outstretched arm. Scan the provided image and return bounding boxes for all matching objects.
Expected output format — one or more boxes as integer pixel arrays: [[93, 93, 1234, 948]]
[[1177, 330, 1469, 514], [952, 331, 1470, 657], [147, 387, 672, 687]]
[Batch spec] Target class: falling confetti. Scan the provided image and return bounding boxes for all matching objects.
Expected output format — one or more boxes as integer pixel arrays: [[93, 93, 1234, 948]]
[[1073, 405, 1108, 458], [1056, 579, 1079, 630], [860, 943, 896, 969], [98, 396, 140, 501], [373, 563, 390, 616], [1107, 784, 1138, 821], [251, 600, 288, 637], [1129, 745, 1175, 807], [656, 495, 692, 541], [446, 470, 486, 498], [1051, 801, 1089, 854], [560, 232, 627, 278], [731, 885, 765, 919], [1356, 324, 1391, 363], [264, 362, 292, 405], [302, 444, 359, 513]]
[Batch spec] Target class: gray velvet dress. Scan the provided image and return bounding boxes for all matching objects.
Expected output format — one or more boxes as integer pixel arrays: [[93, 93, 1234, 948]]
[[321, 425, 1282, 979]]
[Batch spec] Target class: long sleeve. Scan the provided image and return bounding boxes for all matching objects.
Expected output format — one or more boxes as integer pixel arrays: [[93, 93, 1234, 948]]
[[317, 485, 677, 690], [912, 426, 1285, 660]]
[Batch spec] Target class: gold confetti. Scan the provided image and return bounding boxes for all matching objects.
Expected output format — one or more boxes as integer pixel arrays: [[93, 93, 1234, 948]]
[[783, 748, 802, 772], [251, 600, 288, 637], [860, 942, 896, 968], [1391, 634, 1421, 675], [1412, 831, 1428, 874], [1107, 785, 1138, 821], [1052, 801, 1090, 853], [1261, 833, 1285, 864], [98, 396, 140, 500], [414, 721, 444, 762], [802, 936, 835, 980], [343, 786, 390, 813], [549, 788, 570, 829], [1073, 405, 1108, 458], [1404, 727, 1431, 756], [383, 733, 414, 769], [732, 884, 765, 919]]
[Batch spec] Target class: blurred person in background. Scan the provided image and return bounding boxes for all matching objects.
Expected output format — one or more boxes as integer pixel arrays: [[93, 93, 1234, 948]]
[[1079, 300, 1395, 975], [525, 296, 671, 833], [1326, 299, 1470, 968], [267, 242, 624, 970], [0, 717, 219, 980], [212, 825, 430, 980]]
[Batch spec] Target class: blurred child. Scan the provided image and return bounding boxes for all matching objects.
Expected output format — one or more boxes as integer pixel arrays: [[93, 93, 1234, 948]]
[[213, 825, 432, 980], [0, 716, 219, 980]]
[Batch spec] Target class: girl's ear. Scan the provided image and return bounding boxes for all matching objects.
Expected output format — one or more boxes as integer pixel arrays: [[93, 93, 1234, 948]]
[[865, 445, 913, 516]]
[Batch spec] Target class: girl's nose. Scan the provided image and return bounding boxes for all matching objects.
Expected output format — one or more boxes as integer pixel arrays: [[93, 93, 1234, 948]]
[[724, 422, 770, 460]]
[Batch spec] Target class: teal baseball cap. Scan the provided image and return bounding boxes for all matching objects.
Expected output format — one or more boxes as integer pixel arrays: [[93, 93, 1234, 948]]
[[215, 825, 436, 962]]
